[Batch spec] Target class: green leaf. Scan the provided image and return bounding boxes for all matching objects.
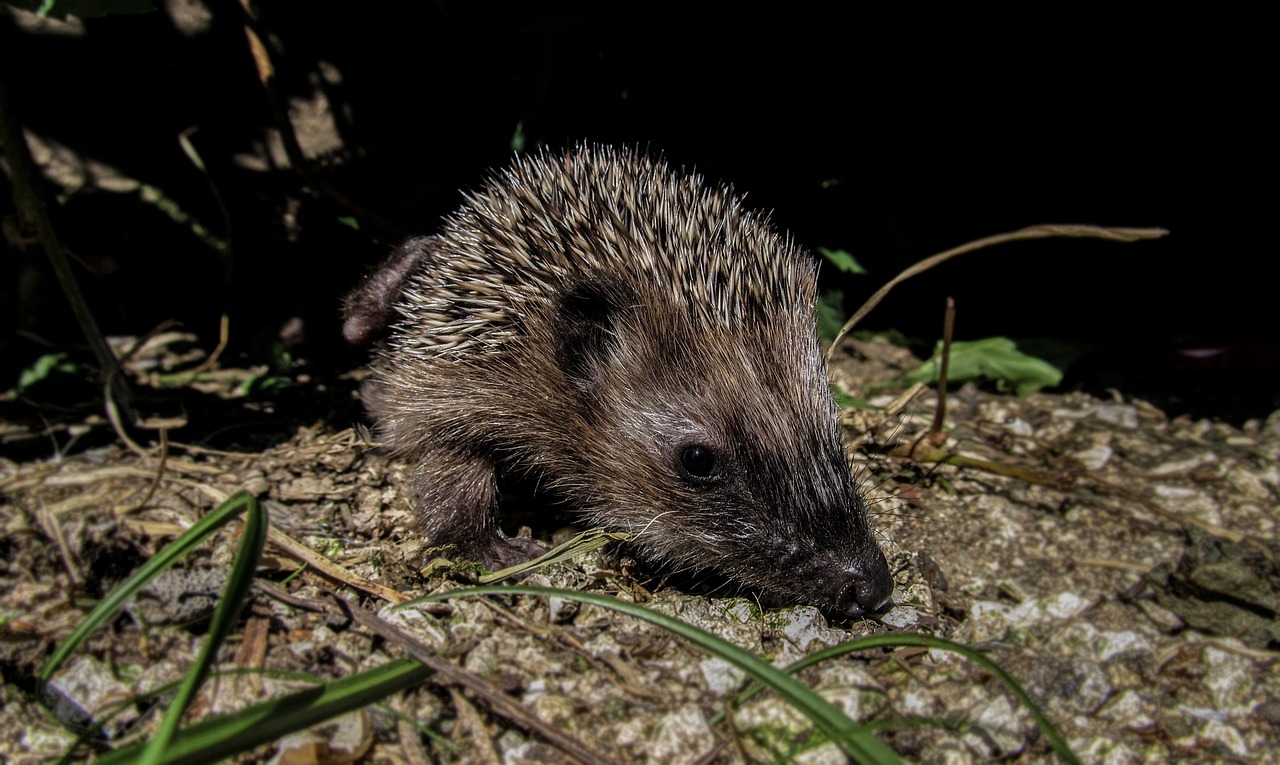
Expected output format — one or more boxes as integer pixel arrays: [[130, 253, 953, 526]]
[[817, 247, 868, 275], [13, 353, 78, 394], [905, 337, 1063, 396]]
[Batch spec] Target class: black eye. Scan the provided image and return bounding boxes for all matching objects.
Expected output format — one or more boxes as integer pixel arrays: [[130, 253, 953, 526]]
[[679, 444, 718, 480]]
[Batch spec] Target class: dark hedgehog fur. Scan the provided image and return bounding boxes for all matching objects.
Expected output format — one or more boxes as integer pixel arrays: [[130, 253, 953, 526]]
[[343, 145, 893, 616]]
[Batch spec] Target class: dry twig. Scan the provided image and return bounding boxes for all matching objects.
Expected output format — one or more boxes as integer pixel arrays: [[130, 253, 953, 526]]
[[826, 224, 1169, 364]]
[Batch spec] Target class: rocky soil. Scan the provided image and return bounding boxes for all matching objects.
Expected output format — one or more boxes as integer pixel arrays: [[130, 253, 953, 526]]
[[2, 336, 1277, 763]]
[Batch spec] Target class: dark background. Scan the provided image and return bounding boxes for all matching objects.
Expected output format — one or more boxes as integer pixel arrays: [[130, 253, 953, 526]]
[[1, 4, 1273, 426]]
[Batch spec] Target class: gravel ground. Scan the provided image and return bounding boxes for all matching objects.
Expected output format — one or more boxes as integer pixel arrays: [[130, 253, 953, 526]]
[[2, 336, 1277, 763]]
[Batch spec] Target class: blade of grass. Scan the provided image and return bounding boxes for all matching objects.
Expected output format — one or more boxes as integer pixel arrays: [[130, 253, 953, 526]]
[[39, 490, 264, 684], [478, 528, 631, 583], [415, 585, 904, 764], [732, 633, 1080, 765], [90, 658, 432, 765], [138, 491, 268, 765], [53, 666, 374, 765]]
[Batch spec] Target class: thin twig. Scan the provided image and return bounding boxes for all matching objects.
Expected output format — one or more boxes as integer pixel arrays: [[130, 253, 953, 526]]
[[336, 598, 620, 765], [826, 224, 1169, 364], [42, 498, 83, 588], [190, 312, 231, 374], [928, 296, 956, 440], [123, 427, 168, 514], [104, 378, 148, 458], [1083, 473, 1247, 545], [398, 716, 434, 765], [449, 688, 502, 765], [265, 525, 412, 604], [895, 440, 1247, 544], [177, 127, 234, 374]]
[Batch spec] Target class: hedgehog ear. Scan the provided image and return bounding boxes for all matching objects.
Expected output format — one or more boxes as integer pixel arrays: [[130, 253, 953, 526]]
[[342, 236, 441, 345], [554, 280, 634, 401]]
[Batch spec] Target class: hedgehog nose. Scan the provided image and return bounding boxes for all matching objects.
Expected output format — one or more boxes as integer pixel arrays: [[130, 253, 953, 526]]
[[835, 552, 894, 617]]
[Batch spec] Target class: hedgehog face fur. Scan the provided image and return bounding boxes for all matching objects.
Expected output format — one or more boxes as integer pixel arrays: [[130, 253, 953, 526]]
[[343, 146, 893, 616]]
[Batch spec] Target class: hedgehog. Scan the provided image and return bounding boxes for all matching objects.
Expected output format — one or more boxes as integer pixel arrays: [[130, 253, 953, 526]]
[[343, 145, 893, 616]]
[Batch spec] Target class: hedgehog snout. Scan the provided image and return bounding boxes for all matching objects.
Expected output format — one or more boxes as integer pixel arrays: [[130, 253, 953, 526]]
[[832, 550, 894, 617]]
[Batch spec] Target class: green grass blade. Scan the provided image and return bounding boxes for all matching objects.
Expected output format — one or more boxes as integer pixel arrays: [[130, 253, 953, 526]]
[[417, 585, 904, 764], [478, 528, 631, 583], [53, 667, 356, 765], [139, 491, 268, 765], [91, 658, 432, 765], [39, 490, 263, 684], [735, 633, 1080, 765]]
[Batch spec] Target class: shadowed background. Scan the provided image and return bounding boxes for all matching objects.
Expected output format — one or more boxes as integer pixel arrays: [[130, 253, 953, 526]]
[[0, 4, 1271, 427]]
